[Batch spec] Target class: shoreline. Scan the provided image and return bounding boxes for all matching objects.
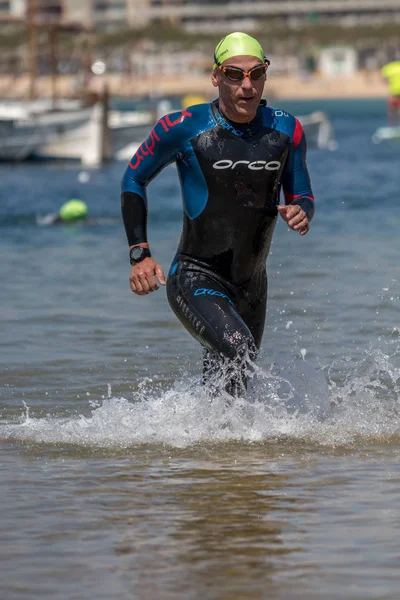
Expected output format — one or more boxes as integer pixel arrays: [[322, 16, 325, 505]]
[[0, 71, 387, 102]]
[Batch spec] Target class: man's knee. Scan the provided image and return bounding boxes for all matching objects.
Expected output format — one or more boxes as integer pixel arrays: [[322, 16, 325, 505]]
[[220, 328, 257, 363]]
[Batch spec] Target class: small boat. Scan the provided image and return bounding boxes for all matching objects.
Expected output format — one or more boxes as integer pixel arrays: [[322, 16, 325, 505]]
[[372, 126, 400, 144], [0, 98, 154, 166], [297, 111, 337, 150], [0, 99, 96, 162], [107, 109, 154, 162], [34, 106, 153, 166]]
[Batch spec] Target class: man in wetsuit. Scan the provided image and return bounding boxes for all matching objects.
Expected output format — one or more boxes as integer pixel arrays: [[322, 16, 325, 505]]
[[121, 32, 315, 397]]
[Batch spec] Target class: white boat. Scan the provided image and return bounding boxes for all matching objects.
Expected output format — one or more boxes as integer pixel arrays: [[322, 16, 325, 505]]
[[107, 109, 153, 162], [0, 99, 154, 166], [0, 100, 96, 163], [372, 126, 400, 144], [298, 111, 337, 150], [34, 106, 153, 166]]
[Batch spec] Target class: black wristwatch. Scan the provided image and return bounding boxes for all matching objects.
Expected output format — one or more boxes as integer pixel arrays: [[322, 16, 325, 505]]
[[129, 246, 151, 265]]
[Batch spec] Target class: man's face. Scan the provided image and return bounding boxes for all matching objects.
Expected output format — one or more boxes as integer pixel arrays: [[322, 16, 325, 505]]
[[211, 55, 266, 123]]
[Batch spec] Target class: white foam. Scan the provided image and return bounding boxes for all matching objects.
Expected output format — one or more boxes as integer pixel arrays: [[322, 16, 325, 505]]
[[1, 350, 399, 449]]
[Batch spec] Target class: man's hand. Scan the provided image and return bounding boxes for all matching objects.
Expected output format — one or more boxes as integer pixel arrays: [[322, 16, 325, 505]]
[[130, 257, 166, 295], [278, 204, 309, 236]]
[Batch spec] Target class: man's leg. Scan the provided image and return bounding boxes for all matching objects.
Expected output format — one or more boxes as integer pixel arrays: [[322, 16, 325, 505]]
[[202, 345, 256, 398], [167, 263, 257, 397]]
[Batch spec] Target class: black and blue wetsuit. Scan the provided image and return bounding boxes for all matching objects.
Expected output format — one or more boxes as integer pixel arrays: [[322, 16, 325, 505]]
[[121, 100, 314, 396]]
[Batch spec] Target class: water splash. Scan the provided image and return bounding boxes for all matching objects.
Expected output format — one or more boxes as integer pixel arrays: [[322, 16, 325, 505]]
[[0, 349, 399, 449]]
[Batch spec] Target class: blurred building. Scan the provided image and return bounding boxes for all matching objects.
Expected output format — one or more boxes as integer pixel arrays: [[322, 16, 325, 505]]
[[2, 0, 62, 22], [0, 1, 144, 28], [319, 46, 358, 76], [1, 0, 400, 31], [146, 0, 400, 32]]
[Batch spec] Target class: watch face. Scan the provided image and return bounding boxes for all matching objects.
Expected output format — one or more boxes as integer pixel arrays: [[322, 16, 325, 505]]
[[131, 247, 143, 261]]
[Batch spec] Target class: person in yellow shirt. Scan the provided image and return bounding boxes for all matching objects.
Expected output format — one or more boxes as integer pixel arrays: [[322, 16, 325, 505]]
[[381, 61, 400, 126]]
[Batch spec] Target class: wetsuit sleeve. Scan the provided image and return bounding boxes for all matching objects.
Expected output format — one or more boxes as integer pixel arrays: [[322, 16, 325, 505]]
[[281, 118, 315, 221], [121, 110, 192, 245]]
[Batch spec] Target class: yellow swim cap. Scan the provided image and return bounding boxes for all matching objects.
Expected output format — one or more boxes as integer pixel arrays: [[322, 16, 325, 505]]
[[213, 32, 266, 69], [59, 199, 88, 222]]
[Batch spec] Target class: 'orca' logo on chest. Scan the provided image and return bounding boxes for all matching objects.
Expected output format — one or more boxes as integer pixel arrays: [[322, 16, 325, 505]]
[[213, 159, 281, 171]]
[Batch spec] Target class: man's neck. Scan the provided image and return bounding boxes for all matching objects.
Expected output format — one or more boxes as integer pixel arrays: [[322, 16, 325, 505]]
[[218, 100, 257, 124]]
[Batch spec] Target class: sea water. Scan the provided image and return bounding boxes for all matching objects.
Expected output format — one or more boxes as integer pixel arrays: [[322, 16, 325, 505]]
[[0, 98, 399, 599]]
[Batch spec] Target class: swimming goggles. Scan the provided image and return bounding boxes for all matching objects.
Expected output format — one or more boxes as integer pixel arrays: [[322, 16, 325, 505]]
[[217, 61, 270, 82]]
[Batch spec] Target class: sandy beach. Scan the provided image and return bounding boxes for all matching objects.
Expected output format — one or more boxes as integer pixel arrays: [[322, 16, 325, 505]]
[[0, 70, 387, 101], [106, 70, 387, 100]]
